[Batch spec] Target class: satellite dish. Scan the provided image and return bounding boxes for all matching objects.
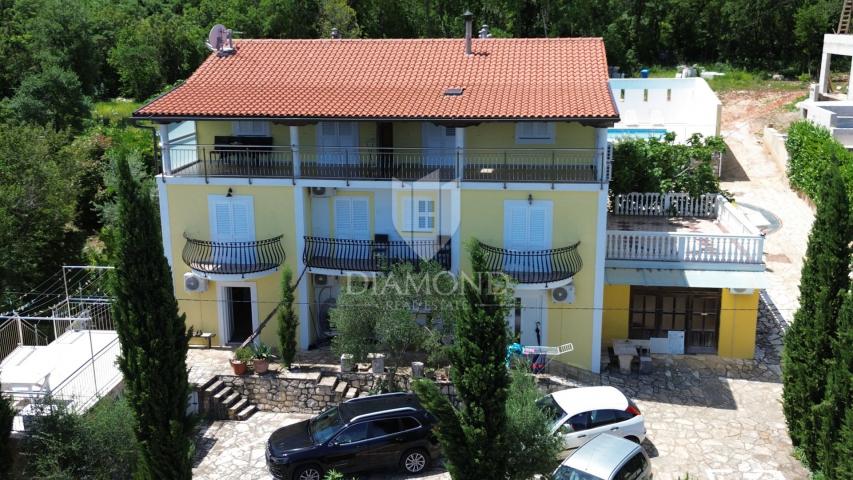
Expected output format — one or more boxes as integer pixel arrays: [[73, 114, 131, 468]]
[[206, 24, 234, 55]]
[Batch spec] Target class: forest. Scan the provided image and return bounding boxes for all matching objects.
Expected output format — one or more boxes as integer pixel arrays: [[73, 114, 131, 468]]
[[0, 0, 842, 309]]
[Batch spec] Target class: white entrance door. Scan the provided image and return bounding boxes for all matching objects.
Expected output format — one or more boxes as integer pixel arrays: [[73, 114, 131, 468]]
[[318, 121, 359, 165], [503, 200, 552, 276], [208, 196, 255, 266], [508, 292, 546, 346], [422, 122, 455, 166]]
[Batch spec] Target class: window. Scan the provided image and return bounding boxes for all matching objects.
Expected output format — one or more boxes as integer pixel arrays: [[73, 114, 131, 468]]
[[367, 419, 402, 439], [614, 452, 648, 480], [566, 412, 590, 431], [504, 201, 552, 251], [232, 120, 270, 137], [400, 417, 421, 431], [588, 409, 630, 428], [334, 197, 370, 240], [402, 198, 435, 232], [515, 122, 555, 144], [629, 287, 721, 354], [208, 196, 254, 243], [333, 422, 368, 444]]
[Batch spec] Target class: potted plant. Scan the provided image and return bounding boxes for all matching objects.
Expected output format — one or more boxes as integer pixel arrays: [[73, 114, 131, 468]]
[[231, 347, 253, 375], [252, 343, 274, 374]]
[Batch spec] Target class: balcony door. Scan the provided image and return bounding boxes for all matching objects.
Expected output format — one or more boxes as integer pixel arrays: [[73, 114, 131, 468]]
[[422, 123, 455, 167], [208, 196, 255, 267], [504, 200, 552, 280], [317, 121, 359, 166], [334, 197, 370, 265]]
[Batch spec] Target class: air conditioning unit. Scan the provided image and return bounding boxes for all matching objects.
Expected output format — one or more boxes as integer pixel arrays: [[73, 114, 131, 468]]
[[551, 285, 575, 304], [311, 187, 334, 197], [183, 272, 208, 293], [313, 274, 328, 286], [729, 288, 754, 295]]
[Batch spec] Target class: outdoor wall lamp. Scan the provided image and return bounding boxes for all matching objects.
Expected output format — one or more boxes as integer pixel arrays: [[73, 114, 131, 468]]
[[528, 194, 533, 205], [226, 187, 233, 197]]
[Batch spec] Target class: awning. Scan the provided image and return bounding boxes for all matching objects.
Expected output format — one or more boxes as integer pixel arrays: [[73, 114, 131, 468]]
[[605, 268, 767, 289]]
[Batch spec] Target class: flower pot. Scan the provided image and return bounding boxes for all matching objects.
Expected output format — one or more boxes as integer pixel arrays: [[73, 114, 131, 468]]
[[230, 360, 247, 375], [340, 353, 354, 372], [253, 358, 269, 374]]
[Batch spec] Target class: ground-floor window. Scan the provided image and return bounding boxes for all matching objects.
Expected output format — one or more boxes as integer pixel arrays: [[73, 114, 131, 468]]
[[629, 287, 721, 354]]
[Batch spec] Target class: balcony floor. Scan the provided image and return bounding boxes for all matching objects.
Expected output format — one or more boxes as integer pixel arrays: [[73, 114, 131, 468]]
[[171, 160, 597, 183], [608, 215, 725, 235]]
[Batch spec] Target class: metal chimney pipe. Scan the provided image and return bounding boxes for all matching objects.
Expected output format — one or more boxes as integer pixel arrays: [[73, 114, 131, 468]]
[[463, 10, 473, 55]]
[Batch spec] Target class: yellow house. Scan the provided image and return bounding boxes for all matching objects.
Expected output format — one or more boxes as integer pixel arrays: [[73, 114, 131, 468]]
[[133, 28, 765, 373]]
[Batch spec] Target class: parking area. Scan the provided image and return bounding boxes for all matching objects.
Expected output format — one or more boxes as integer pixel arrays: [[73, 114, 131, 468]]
[[191, 304, 805, 480]]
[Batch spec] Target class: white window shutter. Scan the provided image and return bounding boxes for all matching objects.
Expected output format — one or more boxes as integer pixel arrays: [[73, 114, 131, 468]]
[[231, 202, 252, 241], [334, 197, 352, 239], [214, 203, 233, 240], [507, 206, 528, 248], [351, 198, 370, 239], [529, 207, 547, 248]]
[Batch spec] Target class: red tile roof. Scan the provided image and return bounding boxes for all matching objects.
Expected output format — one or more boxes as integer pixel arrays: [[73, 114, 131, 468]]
[[134, 38, 618, 122]]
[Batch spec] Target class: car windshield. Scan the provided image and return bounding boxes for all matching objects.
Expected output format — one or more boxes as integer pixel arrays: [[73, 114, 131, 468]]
[[536, 394, 566, 426], [552, 466, 605, 480], [309, 407, 344, 444]]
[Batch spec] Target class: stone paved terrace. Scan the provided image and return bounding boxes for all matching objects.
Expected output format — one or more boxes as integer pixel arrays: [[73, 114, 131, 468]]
[[607, 215, 726, 234], [190, 297, 806, 480]]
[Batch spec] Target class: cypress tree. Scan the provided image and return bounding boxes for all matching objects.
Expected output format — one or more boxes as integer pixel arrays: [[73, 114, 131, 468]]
[[413, 240, 510, 479], [110, 156, 193, 480], [815, 285, 853, 478], [782, 165, 851, 468], [277, 266, 298, 368]]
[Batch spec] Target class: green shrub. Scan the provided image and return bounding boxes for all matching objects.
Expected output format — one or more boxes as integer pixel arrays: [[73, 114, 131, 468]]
[[22, 396, 139, 479], [610, 133, 725, 199], [786, 121, 853, 210]]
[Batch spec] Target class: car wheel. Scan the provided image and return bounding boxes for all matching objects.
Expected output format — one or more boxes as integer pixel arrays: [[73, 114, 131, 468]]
[[400, 448, 430, 474], [293, 465, 323, 480]]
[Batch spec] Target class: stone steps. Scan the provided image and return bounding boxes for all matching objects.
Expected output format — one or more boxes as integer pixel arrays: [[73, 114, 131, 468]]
[[344, 387, 358, 400], [237, 404, 257, 420]]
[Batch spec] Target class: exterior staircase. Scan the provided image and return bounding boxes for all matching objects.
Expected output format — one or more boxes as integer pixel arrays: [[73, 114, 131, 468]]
[[201, 377, 258, 420], [315, 373, 369, 404], [840, 0, 853, 34]]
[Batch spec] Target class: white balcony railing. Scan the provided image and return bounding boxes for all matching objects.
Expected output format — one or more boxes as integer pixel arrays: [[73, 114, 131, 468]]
[[606, 192, 765, 267], [163, 144, 610, 184]]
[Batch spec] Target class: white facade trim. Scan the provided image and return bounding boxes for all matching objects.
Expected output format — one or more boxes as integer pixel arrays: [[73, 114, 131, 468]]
[[215, 281, 260, 347], [290, 125, 301, 177], [450, 187, 461, 274], [294, 187, 310, 350], [590, 189, 608, 374], [157, 180, 173, 269], [159, 124, 172, 175], [156, 175, 603, 192]]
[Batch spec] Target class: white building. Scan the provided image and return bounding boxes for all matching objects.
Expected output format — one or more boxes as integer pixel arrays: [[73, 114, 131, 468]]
[[799, 34, 853, 148], [608, 78, 721, 142]]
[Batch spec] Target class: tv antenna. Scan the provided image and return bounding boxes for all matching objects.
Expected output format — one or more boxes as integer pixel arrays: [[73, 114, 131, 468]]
[[206, 24, 235, 56]]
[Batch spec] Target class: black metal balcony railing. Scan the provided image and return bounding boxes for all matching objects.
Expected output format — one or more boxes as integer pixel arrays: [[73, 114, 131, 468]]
[[479, 241, 583, 285], [182, 234, 285, 276], [165, 145, 607, 184], [303, 236, 451, 272]]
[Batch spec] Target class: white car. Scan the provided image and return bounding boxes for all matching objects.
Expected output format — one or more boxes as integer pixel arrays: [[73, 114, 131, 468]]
[[537, 386, 646, 450]]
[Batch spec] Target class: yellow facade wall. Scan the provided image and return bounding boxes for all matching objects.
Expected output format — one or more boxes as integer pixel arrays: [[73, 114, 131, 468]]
[[466, 122, 596, 149], [602, 284, 630, 346], [165, 183, 299, 349], [718, 289, 759, 359], [460, 189, 601, 370], [194, 120, 596, 150], [195, 120, 291, 146]]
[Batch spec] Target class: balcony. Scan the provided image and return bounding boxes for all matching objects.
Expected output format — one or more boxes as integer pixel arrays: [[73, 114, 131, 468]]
[[479, 241, 583, 287], [303, 236, 451, 273], [605, 193, 765, 270], [165, 145, 609, 184], [182, 234, 285, 278]]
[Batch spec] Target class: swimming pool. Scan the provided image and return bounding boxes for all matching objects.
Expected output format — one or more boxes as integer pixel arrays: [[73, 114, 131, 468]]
[[607, 128, 668, 140]]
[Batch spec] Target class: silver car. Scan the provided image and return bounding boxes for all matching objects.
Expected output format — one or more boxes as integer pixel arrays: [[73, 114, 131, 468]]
[[551, 433, 652, 480]]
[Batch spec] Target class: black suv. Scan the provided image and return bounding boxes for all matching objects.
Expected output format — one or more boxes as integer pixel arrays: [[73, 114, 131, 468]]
[[266, 392, 441, 480]]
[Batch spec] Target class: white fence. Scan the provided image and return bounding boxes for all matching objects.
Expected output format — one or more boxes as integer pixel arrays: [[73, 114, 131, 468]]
[[0, 315, 50, 363], [612, 192, 719, 217], [608, 192, 765, 265], [48, 336, 122, 413]]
